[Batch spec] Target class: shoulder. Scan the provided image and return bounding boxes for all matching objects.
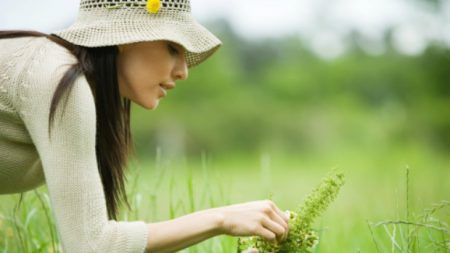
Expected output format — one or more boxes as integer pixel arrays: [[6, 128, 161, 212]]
[[0, 36, 89, 118], [2, 35, 81, 93], [0, 36, 77, 66], [31, 36, 79, 77], [21, 36, 85, 96], [16, 37, 95, 121]]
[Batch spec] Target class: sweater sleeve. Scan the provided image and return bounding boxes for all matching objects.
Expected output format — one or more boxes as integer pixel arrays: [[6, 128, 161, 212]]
[[17, 46, 149, 253]]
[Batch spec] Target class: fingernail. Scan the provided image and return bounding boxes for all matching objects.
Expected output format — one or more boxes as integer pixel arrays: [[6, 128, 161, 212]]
[[284, 210, 290, 220]]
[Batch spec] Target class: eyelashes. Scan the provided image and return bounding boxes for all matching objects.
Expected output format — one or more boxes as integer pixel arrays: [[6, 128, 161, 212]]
[[168, 43, 179, 56]]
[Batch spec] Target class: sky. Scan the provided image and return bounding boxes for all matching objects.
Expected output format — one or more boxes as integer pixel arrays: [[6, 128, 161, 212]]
[[1, 0, 448, 59]]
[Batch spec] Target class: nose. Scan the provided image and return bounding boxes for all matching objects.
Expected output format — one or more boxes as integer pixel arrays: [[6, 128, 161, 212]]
[[173, 55, 189, 81]]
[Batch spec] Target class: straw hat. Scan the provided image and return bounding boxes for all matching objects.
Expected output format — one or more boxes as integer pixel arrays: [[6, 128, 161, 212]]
[[51, 0, 222, 68]]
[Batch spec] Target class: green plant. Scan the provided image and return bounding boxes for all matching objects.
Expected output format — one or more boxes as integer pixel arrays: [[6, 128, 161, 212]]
[[237, 171, 345, 253], [368, 168, 450, 253]]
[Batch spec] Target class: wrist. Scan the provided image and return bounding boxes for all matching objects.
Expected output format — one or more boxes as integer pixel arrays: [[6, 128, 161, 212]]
[[205, 207, 225, 235]]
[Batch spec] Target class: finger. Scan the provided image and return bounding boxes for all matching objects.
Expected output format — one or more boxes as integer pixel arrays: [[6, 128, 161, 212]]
[[273, 204, 290, 224], [268, 212, 289, 241], [261, 216, 286, 240], [262, 201, 288, 229], [243, 248, 259, 253], [258, 226, 277, 242], [268, 208, 289, 231]]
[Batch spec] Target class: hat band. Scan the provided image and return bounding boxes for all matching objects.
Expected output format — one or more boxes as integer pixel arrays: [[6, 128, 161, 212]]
[[80, 0, 191, 13]]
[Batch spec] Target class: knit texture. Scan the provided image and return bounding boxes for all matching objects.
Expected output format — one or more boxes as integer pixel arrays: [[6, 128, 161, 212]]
[[51, 0, 223, 68], [0, 36, 149, 253]]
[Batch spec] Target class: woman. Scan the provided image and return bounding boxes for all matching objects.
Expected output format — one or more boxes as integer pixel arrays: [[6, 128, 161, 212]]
[[0, 0, 289, 252]]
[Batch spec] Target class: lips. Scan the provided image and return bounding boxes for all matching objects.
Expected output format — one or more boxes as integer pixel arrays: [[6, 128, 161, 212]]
[[159, 86, 167, 98], [158, 83, 175, 98], [160, 83, 176, 90]]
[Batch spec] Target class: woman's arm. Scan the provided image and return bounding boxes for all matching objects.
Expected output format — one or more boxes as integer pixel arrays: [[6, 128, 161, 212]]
[[144, 200, 290, 253], [18, 50, 149, 253], [145, 209, 222, 253]]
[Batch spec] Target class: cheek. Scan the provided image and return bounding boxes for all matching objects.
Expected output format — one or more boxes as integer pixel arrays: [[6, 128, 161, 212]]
[[123, 59, 158, 92], [119, 47, 174, 95]]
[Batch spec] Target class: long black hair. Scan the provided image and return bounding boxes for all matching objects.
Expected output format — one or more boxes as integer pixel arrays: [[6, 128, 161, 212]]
[[0, 30, 134, 220]]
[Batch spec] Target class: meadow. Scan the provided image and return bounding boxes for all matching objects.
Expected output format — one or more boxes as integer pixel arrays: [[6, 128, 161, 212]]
[[1, 145, 448, 252], [1, 14, 449, 253]]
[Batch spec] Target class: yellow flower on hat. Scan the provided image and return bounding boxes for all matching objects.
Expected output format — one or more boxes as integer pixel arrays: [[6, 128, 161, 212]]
[[146, 0, 161, 14]]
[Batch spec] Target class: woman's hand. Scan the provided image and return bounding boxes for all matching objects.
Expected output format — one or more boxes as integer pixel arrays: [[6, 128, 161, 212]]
[[213, 200, 290, 244], [142, 199, 288, 253], [242, 248, 259, 253]]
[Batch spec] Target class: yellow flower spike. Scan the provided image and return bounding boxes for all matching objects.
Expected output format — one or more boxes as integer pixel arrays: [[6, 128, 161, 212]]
[[146, 0, 161, 14]]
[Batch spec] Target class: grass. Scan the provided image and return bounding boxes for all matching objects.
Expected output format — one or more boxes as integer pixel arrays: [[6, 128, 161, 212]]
[[0, 148, 449, 252], [366, 167, 449, 253]]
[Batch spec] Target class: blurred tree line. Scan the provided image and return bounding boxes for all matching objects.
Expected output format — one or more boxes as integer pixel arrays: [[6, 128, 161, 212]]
[[130, 19, 450, 161]]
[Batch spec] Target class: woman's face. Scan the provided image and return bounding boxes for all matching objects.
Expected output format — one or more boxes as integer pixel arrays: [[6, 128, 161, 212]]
[[116, 40, 188, 109]]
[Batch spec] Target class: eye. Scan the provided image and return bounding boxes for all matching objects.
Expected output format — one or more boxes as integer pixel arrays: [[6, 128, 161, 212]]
[[167, 43, 179, 56]]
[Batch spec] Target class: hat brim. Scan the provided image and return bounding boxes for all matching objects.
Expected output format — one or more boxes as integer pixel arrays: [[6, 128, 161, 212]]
[[52, 11, 222, 68]]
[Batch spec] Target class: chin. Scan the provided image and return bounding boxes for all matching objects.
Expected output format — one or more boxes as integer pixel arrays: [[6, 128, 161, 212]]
[[144, 99, 160, 110]]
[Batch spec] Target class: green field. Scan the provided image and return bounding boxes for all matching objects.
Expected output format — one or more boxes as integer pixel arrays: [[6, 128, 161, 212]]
[[1, 147, 449, 252], [1, 9, 449, 252]]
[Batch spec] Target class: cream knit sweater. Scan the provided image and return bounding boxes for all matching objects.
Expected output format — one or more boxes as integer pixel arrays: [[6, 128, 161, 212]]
[[0, 36, 149, 253]]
